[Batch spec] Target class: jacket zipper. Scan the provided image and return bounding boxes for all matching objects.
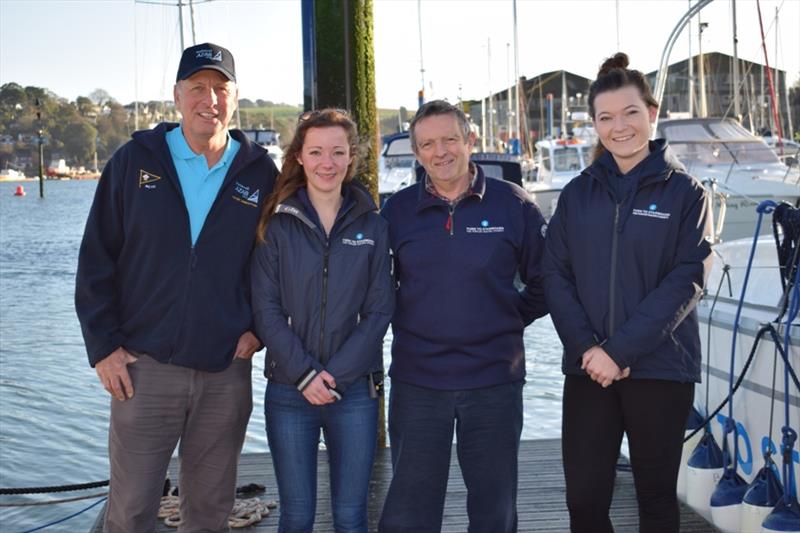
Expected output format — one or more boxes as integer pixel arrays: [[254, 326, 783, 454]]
[[446, 204, 455, 236], [318, 239, 330, 364], [608, 204, 620, 336]]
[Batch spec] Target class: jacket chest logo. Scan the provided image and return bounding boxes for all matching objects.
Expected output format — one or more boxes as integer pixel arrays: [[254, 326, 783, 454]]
[[342, 232, 374, 246], [465, 219, 505, 234], [139, 169, 162, 189], [232, 181, 259, 208], [632, 203, 671, 220]]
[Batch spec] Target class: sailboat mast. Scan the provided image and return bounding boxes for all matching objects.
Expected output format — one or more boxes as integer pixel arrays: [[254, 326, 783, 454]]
[[513, 0, 520, 144], [732, 0, 740, 119], [698, 18, 708, 118], [507, 43, 512, 146], [560, 71, 567, 139], [755, 0, 785, 143], [688, 0, 693, 117], [487, 38, 494, 151], [177, 0, 185, 51], [189, 0, 197, 46], [417, 0, 425, 106]]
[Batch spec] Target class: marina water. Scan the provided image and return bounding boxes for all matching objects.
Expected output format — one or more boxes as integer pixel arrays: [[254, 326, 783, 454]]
[[0, 180, 565, 532]]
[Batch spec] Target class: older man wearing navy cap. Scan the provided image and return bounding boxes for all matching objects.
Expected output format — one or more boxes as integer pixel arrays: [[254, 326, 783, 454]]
[[76, 42, 278, 532]]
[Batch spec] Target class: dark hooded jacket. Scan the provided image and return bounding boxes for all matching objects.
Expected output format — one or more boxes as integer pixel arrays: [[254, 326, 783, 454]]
[[75, 123, 278, 371], [543, 139, 713, 383], [250, 182, 394, 393]]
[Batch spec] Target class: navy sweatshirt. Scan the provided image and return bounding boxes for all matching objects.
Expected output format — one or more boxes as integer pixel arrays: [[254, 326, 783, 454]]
[[381, 166, 548, 390], [75, 123, 278, 371]]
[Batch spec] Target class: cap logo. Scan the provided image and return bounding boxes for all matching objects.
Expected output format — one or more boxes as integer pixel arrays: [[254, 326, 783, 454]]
[[195, 48, 223, 62]]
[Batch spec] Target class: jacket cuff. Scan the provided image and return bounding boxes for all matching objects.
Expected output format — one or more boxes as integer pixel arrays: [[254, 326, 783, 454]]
[[602, 340, 631, 370], [295, 368, 318, 391], [88, 333, 128, 367], [574, 337, 600, 358]]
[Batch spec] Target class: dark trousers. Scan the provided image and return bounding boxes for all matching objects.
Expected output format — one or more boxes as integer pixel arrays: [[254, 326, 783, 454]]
[[562, 375, 693, 533], [379, 380, 523, 533]]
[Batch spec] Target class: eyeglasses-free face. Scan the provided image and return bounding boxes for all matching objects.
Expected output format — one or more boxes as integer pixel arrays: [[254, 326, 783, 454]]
[[296, 126, 354, 198]]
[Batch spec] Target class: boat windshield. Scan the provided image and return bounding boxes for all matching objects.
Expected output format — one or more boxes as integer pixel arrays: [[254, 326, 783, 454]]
[[668, 141, 780, 166], [385, 137, 413, 156], [660, 120, 781, 165], [543, 146, 585, 172]]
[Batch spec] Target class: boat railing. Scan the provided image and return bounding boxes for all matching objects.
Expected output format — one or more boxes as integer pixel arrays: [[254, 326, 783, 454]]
[[704, 179, 728, 245]]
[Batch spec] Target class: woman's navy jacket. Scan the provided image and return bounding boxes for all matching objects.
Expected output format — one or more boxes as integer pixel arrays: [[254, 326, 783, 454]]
[[543, 140, 713, 383], [251, 182, 394, 393]]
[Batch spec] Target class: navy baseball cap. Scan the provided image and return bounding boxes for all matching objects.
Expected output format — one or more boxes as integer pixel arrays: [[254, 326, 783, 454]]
[[176, 42, 236, 82]]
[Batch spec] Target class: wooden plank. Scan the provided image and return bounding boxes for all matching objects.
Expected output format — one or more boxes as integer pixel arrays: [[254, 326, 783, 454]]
[[90, 439, 715, 532]]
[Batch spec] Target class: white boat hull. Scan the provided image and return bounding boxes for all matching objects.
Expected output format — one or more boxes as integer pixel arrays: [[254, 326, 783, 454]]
[[682, 237, 800, 521]]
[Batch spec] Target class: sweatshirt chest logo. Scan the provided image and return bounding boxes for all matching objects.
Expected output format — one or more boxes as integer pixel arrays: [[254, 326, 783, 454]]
[[232, 181, 259, 208], [139, 169, 162, 189], [466, 219, 505, 234], [632, 203, 671, 220], [342, 232, 375, 246]]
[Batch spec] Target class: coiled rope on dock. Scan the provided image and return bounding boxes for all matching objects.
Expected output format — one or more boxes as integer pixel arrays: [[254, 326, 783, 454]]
[[158, 486, 278, 528]]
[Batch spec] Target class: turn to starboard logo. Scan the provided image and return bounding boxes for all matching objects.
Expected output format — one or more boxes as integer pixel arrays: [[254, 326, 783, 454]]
[[632, 203, 671, 220], [139, 169, 162, 189], [232, 181, 259, 207], [342, 232, 375, 246], [466, 219, 505, 233]]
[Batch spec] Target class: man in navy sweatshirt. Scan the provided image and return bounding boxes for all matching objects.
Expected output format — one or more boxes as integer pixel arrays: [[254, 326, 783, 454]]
[[378, 100, 548, 532], [75, 43, 277, 532]]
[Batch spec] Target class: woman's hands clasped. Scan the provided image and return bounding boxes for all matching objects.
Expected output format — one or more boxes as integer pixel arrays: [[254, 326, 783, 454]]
[[581, 346, 630, 388]]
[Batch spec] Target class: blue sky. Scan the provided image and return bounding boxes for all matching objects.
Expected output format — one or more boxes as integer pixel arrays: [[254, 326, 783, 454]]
[[1, 0, 798, 109]]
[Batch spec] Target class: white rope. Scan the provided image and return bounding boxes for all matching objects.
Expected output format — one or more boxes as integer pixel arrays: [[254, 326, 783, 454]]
[[158, 487, 278, 529]]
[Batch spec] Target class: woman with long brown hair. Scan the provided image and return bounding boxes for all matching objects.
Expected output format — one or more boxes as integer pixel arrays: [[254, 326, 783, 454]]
[[543, 53, 713, 532], [251, 108, 394, 532]]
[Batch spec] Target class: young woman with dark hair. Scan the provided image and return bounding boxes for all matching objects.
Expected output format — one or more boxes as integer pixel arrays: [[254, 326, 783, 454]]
[[543, 53, 713, 532], [251, 108, 394, 532]]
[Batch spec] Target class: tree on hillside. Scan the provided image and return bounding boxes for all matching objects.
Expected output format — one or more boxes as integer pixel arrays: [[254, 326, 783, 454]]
[[76, 96, 96, 117], [63, 121, 97, 164], [0, 83, 28, 133], [0, 83, 27, 108], [89, 88, 114, 105], [96, 102, 130, 158]]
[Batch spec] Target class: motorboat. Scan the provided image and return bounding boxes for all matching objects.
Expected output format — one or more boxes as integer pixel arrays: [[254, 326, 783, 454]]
[[656, 118, 800, 242], [680, 201, 800, 531], [378, 132, 415, 205], [242, 128, 283, 170], [525, 137, 592, 219]]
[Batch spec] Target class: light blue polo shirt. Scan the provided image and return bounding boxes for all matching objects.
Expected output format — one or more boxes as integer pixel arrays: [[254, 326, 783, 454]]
[[166, 126, 241, 245]]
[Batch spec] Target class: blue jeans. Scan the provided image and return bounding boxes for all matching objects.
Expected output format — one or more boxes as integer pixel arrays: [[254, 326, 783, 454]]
[[379, 380, 523, 533], [265, 380, 378, 533]]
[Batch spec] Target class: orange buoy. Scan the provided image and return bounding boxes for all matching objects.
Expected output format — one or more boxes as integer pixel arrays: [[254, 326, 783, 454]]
[[13, 185, 25, 196]]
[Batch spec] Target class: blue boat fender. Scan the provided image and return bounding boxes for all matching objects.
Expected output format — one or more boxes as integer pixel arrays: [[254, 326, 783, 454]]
[[686, 430, 724, 522], [741, 456, 784, 532]]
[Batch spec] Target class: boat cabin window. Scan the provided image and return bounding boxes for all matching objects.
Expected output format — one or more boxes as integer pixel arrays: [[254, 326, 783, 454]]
[[385, 137, 413, 157], [552, 147, 584, 172], [244, 130, 280, 146]]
